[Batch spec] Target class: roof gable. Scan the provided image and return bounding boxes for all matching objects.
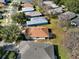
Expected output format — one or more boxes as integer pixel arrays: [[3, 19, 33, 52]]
[[27, 17, 48, 26], [25, 26, 49, 37], [25, 11, 42, 17], [21, 3, 33, 8], [19, 41, 55, 59]]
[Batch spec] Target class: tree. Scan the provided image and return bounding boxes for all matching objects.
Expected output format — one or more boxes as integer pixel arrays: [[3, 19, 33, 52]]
[[0, 25, 21, 43], [12, 12, 29, 25], [63, 29, 79, 59], [57, 0, 79, 13], [6, 51, 17, 59]]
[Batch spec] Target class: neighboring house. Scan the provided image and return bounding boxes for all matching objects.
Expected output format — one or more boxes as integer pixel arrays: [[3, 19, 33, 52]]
[[71, 14, 79, 26], [23, 26, 49, 39], [43, 1, 54, 5], [26, 17, 48, 26], [43, 1, 59, 9], [58, 11, 76, 20], [25, 11, 42, 17], [48, 7, 64, 15], [0, 0, 8, 4], [22, 7, 34, 12], [21, 3, 34, 12], [21, 3, 33, 8], [19, 41, 56, 59], [16, 0, 33, 3], [42, 1, 59, 15]]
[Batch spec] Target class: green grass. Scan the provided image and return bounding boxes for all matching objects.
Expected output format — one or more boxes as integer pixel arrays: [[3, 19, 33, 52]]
[[5, 51, 17, 59], [34, 5, 70, 59], [42, 18, 70, 59], [58, 45, 69, 59]]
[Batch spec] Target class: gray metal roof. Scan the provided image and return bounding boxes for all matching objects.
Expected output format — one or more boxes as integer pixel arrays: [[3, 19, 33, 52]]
[[27, 17, 48, 26], [71, 15, 79, 25], [19, 41, 56, 59], [58, 11, 76, 20], [16, 0, 32, 3]]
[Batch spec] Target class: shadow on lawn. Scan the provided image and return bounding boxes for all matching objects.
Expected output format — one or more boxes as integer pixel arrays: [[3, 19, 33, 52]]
[[54, 45, 61, 59]]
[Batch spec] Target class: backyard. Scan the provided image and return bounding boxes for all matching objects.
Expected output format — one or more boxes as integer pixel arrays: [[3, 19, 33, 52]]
[[36, 17, 70, 59]]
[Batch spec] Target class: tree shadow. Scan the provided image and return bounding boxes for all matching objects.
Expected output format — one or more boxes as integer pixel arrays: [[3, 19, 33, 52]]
[[54, 45, 61, 59], [48, 29, 56, 39]]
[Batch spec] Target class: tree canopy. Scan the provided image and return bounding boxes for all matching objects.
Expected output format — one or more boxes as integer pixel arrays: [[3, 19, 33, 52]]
[[54, 0, 79, 13], [12, 12, 29, 24], [0, 25, 21, 43]]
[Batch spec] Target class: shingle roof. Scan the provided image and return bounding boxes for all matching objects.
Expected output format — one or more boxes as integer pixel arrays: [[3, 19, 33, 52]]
[[25, 26, 49, 37], [43, 1, 54, 5], [19, 41, 56, 59], [21, 3, 33, 8], [58, 11, 76, 20], [27, 17, 48, 26], [43, 1, 59, 8], [25, 11, 42, 17], [71, 15, 79, 25], [48, 7, 63, 15]]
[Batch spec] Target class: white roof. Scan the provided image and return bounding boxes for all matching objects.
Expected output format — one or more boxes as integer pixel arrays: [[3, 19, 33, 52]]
[[43, 1, 54, 5], [43, 1, 58, 8], [25, 11, 42, 16], [22, 7, 34, 12], [50, 4, 59, 8]]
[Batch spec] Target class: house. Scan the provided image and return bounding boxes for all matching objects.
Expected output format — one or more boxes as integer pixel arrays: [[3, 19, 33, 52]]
[[26, 17, 48, 26], [42, 1, 59, 15], [16, 0, 33, 3], [21, 3, 34, 12], [25, 11, 42, 17], [0, 0, 8, 4], [48, 7, 64, 15], [43, 1, 54, 5], [58, 11, 76, 20], [23, 26, 49, 39], [22, 7, 34, 12], [71, 14, 79, 26], [21, 3, 33, 8], [19, 41, 56, 59], [43, 1, 59, 9]]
